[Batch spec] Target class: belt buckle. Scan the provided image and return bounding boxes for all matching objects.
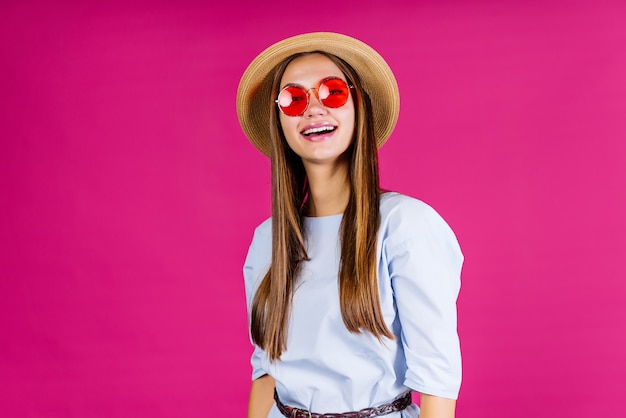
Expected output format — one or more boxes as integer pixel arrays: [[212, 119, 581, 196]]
[[290, 408, 312, 418]]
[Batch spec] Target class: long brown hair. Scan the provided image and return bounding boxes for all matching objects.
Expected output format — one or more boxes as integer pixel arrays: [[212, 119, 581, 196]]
[[250, 52, 393, 360]]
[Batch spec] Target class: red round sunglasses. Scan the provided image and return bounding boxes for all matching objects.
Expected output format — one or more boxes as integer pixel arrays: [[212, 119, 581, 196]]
[[275, 77, 354, 117]]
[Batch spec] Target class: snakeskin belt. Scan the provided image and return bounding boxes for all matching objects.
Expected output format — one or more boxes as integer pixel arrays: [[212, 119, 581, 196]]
[[274, 389, 412, 418]]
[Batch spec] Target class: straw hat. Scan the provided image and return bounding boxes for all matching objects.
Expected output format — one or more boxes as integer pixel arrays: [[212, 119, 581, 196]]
[[236, 32, 400, 157]]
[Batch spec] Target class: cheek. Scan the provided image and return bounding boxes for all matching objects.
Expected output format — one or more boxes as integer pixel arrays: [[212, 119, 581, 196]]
[[279, 114, 297, 136], [278, 114, 300, 150], [340, 107, 356, 137]]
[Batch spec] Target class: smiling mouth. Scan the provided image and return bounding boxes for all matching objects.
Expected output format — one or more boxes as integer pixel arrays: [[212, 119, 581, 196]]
[[301, 125, 337, 137]]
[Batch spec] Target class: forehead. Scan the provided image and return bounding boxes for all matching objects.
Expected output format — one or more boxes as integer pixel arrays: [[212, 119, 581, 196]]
[[280, 53, 346, 87]]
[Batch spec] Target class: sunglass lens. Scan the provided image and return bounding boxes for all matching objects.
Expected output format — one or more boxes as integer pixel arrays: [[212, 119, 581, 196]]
[[277, 86, 308, 116], [318, 78, 350, 108]]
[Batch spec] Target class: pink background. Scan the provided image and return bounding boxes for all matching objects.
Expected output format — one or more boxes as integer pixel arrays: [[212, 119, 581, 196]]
[[1, 1, 625, 417]]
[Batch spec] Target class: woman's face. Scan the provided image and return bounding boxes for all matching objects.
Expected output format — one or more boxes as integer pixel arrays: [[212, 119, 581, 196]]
[[278, 54, 355, 167]]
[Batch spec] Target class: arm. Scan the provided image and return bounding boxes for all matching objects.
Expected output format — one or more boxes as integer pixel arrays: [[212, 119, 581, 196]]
[[244, 223, 275, 418], [419, 393, 456, 418], [385, 199, 463, 400], [247, 374, 275, 418]]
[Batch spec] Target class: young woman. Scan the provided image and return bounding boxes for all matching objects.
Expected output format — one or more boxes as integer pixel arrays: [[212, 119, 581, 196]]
[[236, 32, 463, 418]]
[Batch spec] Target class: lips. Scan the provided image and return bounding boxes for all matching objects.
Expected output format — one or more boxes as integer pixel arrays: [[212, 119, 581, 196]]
[[300, 122, 337, 139]]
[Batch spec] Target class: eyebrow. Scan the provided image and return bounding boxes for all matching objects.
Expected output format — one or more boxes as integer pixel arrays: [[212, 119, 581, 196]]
[[279, 76, 347, 90]]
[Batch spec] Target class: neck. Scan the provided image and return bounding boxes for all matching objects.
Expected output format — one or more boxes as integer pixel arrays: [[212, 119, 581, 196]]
[[303, 159, 350, 217]]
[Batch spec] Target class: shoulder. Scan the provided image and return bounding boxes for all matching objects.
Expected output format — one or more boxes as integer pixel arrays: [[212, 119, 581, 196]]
[[251, 216, 272, 243], [379, 192, 461, 252], [243, 217, 272, 286], [380, 191, 439, 221], [246, 216, 272, 261]]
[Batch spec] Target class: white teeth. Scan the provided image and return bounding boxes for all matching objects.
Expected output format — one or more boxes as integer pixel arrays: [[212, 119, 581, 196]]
[[302, 125, 335, 136]]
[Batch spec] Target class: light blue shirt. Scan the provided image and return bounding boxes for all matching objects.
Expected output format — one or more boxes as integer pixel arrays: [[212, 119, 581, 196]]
[[243, 192, 463, 417]]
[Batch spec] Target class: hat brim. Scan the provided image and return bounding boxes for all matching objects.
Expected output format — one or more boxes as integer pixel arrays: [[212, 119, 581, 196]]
[[236, 32, 400, 157]]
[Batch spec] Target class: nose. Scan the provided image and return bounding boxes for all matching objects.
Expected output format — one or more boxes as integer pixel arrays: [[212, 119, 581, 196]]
[[304, 88, 328, 117]]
